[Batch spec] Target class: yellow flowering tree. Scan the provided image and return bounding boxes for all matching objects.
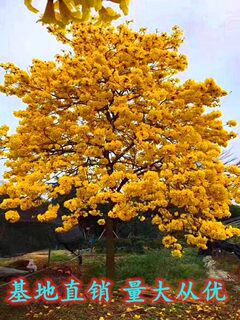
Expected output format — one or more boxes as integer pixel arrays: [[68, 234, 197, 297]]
[[24, 0, 130, 26], [1, 23, 240, 277]]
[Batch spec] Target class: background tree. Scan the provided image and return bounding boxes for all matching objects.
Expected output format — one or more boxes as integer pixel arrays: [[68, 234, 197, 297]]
[[1, 23, 240, 278], [24, 0, 130, 26]]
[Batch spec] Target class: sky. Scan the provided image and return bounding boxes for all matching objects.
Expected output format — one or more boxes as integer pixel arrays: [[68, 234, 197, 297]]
[[0, 0, 240, 177]]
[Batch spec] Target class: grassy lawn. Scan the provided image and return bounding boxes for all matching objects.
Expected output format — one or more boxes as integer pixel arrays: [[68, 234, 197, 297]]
[[84, 248, 206, 288]]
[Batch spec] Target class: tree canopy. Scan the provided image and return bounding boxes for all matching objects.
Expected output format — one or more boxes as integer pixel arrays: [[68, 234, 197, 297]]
[[24, 0, 130, 26], [0, 23, 240, 262]]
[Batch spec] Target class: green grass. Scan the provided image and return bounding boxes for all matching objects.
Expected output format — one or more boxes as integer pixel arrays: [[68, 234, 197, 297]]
[[50, 250, 74, 262], [84, 248, 207, 288]]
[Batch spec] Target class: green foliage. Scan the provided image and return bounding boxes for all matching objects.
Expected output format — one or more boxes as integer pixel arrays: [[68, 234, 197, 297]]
[[85, 249, 207, 287], [229, 205, 240, 219], [94, 237, 163, 254], [118, 249, 206, 286], [51, 250, 73, 262]]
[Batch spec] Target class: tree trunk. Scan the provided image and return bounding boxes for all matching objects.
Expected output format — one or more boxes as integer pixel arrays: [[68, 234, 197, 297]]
[[106, 216, 115, 279]]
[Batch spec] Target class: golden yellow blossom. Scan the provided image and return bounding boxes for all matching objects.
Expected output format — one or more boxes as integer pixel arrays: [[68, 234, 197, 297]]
[[227, 120, 237, 127], [97, 219, 106, 226], [37, 204, 60, 222], [5, 210, 20, 223], [171, 249, 183, 258], [0, 22, 239, 255], [24, 0, 131, 26]]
